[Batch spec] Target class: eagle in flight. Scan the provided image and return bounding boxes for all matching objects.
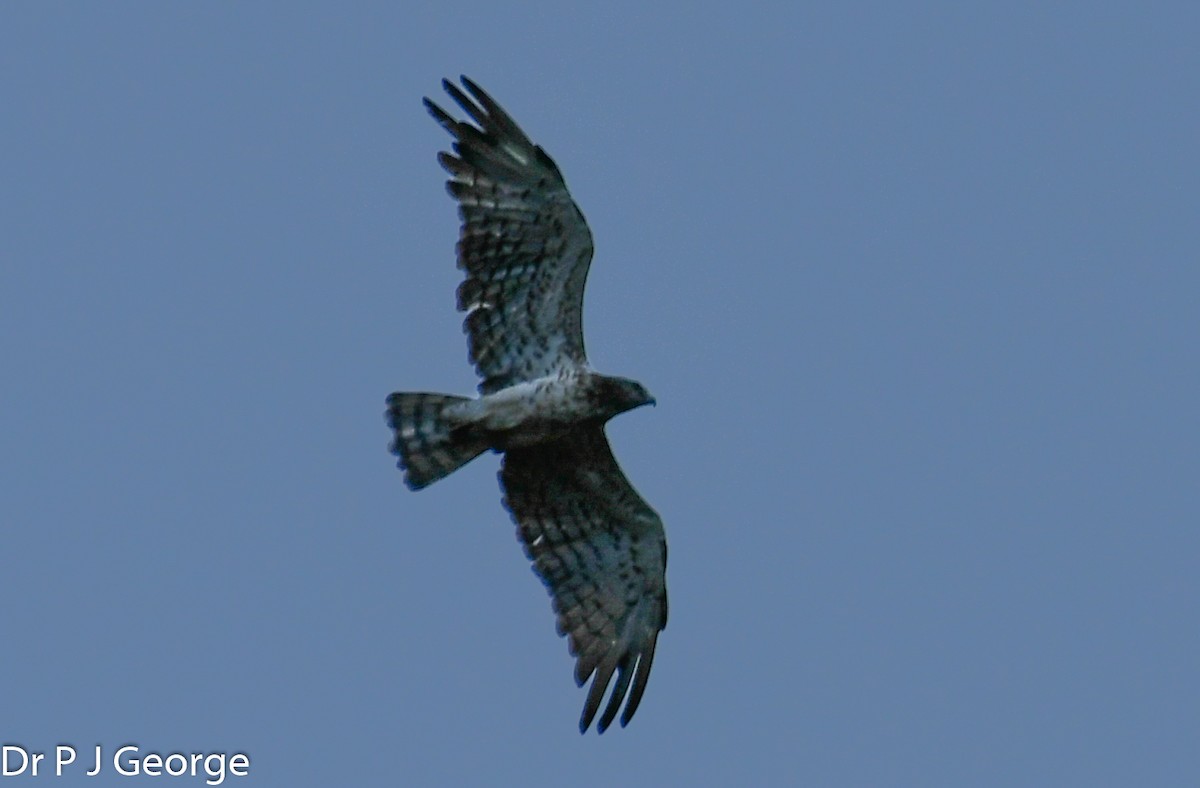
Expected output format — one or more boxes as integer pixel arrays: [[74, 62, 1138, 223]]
[[386, 77, 668, 734]]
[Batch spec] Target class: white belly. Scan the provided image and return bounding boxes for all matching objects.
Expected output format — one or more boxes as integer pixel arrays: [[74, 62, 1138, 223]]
[[443, 371, 594, 446]]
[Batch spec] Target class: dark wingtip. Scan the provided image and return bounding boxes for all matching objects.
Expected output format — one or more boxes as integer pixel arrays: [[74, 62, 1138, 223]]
[[460, 74, 482, 95], [579, 699, 599, 735], [423, 96, 452, 129], [620, 644, 657, 727], [598, 660, 633, 733]]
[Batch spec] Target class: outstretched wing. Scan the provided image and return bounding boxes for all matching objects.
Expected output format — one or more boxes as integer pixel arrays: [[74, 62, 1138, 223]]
[[425, 76, 595, 394], [500, 425, 668, 733]]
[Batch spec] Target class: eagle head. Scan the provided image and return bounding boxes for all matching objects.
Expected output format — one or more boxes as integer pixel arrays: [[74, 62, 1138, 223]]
[[598, 376, 656, 418]]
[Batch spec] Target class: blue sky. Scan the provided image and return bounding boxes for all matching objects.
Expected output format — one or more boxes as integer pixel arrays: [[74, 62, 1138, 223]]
[[2, 3, 1197, 785]]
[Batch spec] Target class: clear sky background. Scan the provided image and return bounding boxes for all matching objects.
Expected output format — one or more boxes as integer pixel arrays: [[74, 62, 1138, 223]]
[[3, 3, 1197, 786]]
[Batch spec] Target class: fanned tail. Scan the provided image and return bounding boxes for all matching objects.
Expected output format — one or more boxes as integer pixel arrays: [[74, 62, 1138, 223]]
[[386, 392, 487, 490]]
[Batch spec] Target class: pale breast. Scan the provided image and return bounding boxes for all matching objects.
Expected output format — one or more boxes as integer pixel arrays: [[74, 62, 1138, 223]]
[[466, 369, 598, 445]]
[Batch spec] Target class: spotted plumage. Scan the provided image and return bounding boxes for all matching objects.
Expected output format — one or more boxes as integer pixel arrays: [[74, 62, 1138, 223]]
[[385, 77, 667, 734]]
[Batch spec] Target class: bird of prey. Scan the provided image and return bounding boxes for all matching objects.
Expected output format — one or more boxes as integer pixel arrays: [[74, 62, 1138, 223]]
[[385, 77, 668, 734]]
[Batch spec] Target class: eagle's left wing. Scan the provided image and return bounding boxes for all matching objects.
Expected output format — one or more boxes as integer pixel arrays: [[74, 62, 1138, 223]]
[[425, 77, 595, 395], [500, 425, 668, 733]]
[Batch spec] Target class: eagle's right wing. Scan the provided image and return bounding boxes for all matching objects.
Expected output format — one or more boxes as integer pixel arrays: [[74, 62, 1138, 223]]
[[500, 425, 668, 734], [425, 77, 595, 394]]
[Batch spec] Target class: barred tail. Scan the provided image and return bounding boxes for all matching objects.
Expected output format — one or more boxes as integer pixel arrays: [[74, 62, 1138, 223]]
[[386, 392, 488, 490]]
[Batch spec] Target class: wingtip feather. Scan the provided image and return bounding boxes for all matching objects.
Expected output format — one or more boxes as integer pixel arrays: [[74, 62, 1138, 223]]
[[597, 658, 633, 733], [579, 650, 621, 734], [620, 638, 658, 727], [424, 97, 456, 132]]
